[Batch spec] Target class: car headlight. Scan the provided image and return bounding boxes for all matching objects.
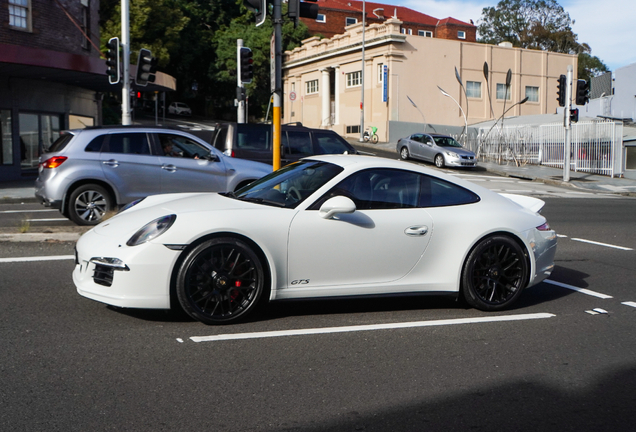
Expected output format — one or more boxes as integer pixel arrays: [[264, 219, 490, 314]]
[[126, 215, 176, 246], [445, 151, 459, 158]]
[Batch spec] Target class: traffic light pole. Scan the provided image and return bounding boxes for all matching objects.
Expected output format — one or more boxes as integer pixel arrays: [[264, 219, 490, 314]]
[[121, 0, 131, 125], [272, 0, 282, 171], [237, 39, 246, 124], [563, 65, 573, 182]]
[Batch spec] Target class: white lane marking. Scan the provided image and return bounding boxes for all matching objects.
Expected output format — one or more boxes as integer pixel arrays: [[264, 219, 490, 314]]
[[0, 209, 57, 214], [0, 255, 75, 263], [25, 218, 68, 222], [571, 238, 633, 251], [622, 302, 636, 308], [190, 313, 556, 343], [545, 280, 613, 299], [557, 234, 568, 238]]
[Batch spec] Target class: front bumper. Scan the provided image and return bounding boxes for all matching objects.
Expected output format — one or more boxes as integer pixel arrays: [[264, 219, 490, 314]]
[[445, 155, 477, 167], [73, 228, 184, 309]]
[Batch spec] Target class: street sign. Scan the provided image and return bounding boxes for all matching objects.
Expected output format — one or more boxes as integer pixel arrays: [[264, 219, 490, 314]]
[[290, 91, 296, 101], [382, 65, 388, 102]]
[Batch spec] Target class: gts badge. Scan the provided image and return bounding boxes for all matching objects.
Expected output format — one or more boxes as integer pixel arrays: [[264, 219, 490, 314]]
[[291, 279, 310, 285]]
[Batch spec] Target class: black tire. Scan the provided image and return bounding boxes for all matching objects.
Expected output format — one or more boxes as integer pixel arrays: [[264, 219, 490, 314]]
[[371, 134, 379, 144], [461, 236, 528, 311], [400, 146, 410, 160], [176, 237, 266, 324], [434, 154, 445, 168], [67, 184, 112, 226]]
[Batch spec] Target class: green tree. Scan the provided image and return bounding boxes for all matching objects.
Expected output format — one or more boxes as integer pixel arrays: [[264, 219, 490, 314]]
[[578, 52, 609, 83]]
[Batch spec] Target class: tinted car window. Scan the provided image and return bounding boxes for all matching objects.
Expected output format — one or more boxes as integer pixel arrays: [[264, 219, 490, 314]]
[[314, 132, 352, 154], [420, 176, 480, 207], [84, 135, 104, 152], [284, 131, 313, 156], [213, 127, 227, 151], [105, 133, 150, 155], [236, 124, 270, 150], [158, 134, 209, 159], [47, 133, 74, 153]]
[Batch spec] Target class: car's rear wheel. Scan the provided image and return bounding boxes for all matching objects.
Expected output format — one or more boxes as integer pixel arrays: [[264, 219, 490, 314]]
[[434, 154, 445, 168], [462, 236, 528, 311], [400, 146, 410, 160], [67, 184, 112, 226], [176, 237, 265, 324]]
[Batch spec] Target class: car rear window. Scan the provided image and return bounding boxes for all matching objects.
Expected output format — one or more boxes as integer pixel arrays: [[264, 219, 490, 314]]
[[47, 133, 74, 153], [236, 124, 271, 150]]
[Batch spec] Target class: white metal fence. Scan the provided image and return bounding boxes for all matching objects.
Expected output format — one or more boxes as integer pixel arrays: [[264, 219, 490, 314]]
[[467, 120, 624, 177]]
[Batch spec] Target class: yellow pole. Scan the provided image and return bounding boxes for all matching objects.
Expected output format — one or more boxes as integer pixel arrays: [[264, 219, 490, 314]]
[[273, 103, 281, 171]]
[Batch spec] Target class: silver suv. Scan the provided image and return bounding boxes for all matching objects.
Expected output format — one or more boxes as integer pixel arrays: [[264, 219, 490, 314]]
[[35, 126, 271, 225]]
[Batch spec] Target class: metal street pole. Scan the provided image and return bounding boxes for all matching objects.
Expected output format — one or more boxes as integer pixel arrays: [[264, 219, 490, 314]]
[[272, 0, 282, 170], [563, 64, 573, 182], [237, 39, 246, 124], [121, 0, 131, 125], [358, 0, 366, 142]]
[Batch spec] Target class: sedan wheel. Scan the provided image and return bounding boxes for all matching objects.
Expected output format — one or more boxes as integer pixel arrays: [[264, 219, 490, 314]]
[[176, 237, 265, 324], [400, 147, 410, 160], [68, 184, 112, 226], [462, 236, 528, 311], [434, 154, 445, 168]]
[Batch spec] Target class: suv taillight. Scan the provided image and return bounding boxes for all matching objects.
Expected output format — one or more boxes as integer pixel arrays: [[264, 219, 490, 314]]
[[41, 156, 68, 169]]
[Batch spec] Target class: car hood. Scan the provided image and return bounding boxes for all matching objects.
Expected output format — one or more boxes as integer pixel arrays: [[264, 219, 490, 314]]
[[441, 147, 475, 156]]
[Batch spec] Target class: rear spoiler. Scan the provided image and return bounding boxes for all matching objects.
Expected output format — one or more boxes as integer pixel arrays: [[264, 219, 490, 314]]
[[499, 193, 545, 213]]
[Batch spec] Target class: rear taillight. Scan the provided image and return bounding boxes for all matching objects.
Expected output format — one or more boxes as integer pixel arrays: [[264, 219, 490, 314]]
[[536, 222, 551, 231], [41, 156, 68, 169]]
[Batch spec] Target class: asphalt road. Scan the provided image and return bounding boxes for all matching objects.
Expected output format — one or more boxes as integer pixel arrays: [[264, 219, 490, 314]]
[[1, 194, 635, 431]]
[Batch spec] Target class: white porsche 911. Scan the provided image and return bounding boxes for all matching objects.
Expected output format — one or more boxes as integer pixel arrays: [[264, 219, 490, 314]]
[[73, 155, 557, 324]]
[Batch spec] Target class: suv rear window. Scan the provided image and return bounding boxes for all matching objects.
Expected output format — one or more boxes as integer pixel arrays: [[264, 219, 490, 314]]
[[47, 133, 74, 153], [236, 124, 271, 150], [314, 132, 352, 154]]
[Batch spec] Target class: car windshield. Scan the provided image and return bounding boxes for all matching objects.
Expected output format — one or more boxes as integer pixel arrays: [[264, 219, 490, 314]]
[[229, 160, 343, 208], [433, 136, 463, 148]]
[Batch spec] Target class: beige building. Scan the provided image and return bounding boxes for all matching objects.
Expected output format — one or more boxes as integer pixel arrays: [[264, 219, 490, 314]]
[[283, 19, 578, 142]]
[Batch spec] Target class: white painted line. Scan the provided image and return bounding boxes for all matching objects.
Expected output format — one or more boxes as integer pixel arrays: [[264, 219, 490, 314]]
[[190, 313, 556, 343], [592, 308, 608, 314], [557, 234, 568, 238], [0, 209, 57, 214], [622, 302, 636, 308], [0, 255, 75, 263], [571, 238, 633, 251], [586, 310, 600, 315], [26, 218, 68, 222], [545, 279, 613, 299]]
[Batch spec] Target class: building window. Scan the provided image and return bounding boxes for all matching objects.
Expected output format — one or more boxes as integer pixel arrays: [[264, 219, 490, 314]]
[[401, 28, 406, 34], [418, 30, 433, 37], [345, 17, 357, 26], [458, 31, 466, 39], [19, 113, 61, 170], [8, 0, 31, 31], [378, 64, 384, 83], [80, 2, 89, 50], [466, 81, 482, 98], [346, 125, 360, 134], [1, 110, 13, 166], [316, 14, 326, 23], [306, 80, 319, 95], [346, 71, 362, 88], [496, 83, 511, 100], [525, 86, 539, 102]]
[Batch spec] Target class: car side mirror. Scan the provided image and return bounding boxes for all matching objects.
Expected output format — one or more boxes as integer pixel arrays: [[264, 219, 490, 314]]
[[319, 196, 356, 219], [204, 153, 220, 162]]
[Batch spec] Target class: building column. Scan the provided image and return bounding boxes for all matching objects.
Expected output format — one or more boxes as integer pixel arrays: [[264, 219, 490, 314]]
[[321, 68, 330, 127], [334, 67, 340, 125]]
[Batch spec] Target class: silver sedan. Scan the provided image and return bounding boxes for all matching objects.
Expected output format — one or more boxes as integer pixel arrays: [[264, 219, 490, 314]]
[[397, 133, 477, 168]]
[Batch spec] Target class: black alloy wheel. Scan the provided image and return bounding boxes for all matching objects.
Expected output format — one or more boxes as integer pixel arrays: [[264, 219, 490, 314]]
[[176, 237, 266, 324], [68, 184, 112, 226], [462, 236, 528, 311]]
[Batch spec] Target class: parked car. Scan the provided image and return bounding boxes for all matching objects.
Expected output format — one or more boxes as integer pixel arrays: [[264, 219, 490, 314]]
[[168, 102, 191, 116], [191, 122, 358, 166], [73, 155, 557, 325], [35, 126, 271, 226], [397, 133, 477, 168]]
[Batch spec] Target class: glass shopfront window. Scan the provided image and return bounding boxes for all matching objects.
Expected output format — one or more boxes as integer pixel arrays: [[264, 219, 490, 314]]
[[1, 110, 12, 165], [19, 113, 61, 170]]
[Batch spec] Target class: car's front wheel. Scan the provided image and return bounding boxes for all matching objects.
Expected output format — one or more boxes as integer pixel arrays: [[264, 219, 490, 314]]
[[400, 146, 410, 160], [67, 184, 112, 225], [434, 154, 445, 168], [176, 237, 266, 324], [461, 235, 528, 311]]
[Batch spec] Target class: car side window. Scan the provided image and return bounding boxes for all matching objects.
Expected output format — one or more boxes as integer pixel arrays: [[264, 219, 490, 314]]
[[158, 134, 209, 159], [420, 176, 480, 207], [284, 131, 313, 156], [314, 132, 351, 154], [315, 168, 421, 210], [84, 135, 104, 152], [411, 134, 422, 143], [104, 133, 151, 155]]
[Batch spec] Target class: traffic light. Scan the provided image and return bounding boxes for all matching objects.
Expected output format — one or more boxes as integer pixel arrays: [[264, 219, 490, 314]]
[[236, 86, 246, 102], [288, 0, 319, 26], [105, 37, 120, 85], [575, 79, 590, 106], [239, 47, 253, 84], [570, 108, 579, 123], [135, 48, 157, 87], [556, 74, 566, 107], [244, 0, 267, 26]]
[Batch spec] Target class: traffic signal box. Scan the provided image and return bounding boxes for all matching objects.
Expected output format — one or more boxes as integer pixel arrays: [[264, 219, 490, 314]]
[[575, 80, 590, 106], [288, 0, 319, 26], [244, 0, 267, 26], [239, 47, 254, 84], [105, 37, 120, 85], [556, 74, 566, 107], [135, 48, 158, 87]]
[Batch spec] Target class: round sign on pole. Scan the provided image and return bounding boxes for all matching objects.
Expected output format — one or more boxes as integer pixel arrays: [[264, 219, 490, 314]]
[[290, 91, 296, 101]]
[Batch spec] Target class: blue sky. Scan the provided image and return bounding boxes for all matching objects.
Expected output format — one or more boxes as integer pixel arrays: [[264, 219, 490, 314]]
[[372, 0, 634, 71]]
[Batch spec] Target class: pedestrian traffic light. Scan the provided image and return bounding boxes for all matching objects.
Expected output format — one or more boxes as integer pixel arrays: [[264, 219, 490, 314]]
[[239, 47, 253, 84], [575, 79, 590, 106], [570, 107, 579, 123], [236, 86, 246, 102], [105, 37, 120, 85], [244, 0, 267, 26], [135, 48, 157, 87], [556, 74, 566, 107], [288, 0, 319, 26]]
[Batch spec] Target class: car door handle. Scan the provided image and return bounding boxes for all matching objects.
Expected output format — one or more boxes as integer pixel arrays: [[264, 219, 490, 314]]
[[161, 164, 177, 172], [405, 226, 428, 236], [102, 159, 119, 167]]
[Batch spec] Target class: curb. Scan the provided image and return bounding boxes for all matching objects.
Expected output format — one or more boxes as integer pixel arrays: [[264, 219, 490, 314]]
[[0, 232, 82, 242]]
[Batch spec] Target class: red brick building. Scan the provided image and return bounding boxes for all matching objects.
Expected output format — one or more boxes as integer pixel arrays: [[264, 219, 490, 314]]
[[300, 0, 476, 42]]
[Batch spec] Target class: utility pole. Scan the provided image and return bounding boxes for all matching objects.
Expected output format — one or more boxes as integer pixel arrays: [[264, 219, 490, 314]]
[[563, 64, 573, 182], [358, 0, 366, 142], [237, 39, 246, 124], [121, 0, 131, 125], [272, 0, 282, 170]]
